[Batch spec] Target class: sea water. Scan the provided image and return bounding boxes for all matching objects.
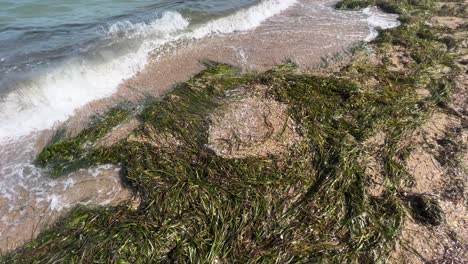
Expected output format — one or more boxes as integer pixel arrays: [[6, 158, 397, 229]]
[[0, 0, 268, 141]]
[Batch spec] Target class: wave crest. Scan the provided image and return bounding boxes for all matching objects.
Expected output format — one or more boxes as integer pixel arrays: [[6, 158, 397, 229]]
[[107, 11, 190, 39]]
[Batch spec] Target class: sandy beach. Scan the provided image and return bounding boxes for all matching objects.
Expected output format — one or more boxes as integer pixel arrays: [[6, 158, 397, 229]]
[[1, 0, 466, 262]]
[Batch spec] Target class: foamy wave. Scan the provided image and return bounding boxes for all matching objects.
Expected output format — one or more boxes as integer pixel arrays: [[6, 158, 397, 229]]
[[0, 0, 298, 143], [107, 11, 190, 39], [0, 11, 189, 142], [190, 0, 298, 38], [363, 7, 400, 42]]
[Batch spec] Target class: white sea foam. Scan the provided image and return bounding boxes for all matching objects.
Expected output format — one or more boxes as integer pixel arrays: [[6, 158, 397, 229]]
[[62, 178, 75, 190], [363, 7, 400, 41], [47, 194, 65, 211], [107, 12, 190, 39], [0, 0, 298, 143], [190, 0, 298, 38]]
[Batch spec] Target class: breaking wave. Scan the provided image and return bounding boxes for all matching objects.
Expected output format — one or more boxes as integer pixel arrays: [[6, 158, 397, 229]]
[[0, 0, 298, 143]]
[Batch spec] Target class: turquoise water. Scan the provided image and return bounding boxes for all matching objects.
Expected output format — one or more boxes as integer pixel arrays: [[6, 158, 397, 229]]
[[0, 0, 257, 79]]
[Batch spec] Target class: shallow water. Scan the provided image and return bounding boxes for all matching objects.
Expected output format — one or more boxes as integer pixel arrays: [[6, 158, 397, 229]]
[[0, 0, 257, 78], [0, 0, 399, 252], [0, 0, 298, 141]]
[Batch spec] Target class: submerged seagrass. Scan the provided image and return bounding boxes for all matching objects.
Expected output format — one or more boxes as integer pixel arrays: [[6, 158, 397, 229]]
[[3, 0, 464, 262]]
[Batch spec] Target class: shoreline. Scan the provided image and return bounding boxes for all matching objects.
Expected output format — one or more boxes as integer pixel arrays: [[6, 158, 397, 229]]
[[0, 0, 397, 143], [2, 0, 467, 262]]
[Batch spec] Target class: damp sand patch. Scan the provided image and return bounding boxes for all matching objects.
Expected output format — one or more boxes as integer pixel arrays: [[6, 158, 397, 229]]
[[208, 85, 301, 158]]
